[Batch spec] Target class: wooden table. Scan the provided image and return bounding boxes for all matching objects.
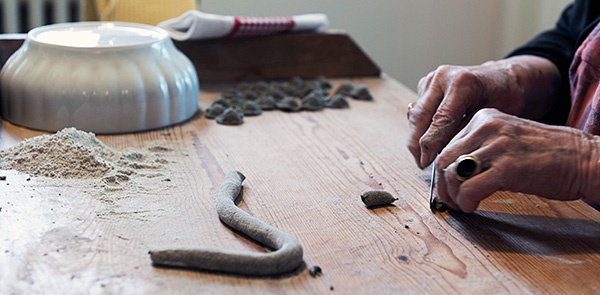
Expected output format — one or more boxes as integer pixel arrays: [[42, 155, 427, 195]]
[[1, 44, 600, 295]]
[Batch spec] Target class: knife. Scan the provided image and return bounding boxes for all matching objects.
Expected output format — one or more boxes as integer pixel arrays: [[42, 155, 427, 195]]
[[429, 161, 448, 213]]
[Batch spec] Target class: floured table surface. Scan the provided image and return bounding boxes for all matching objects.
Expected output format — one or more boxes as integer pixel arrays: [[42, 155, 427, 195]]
[[1, 75, 599, 294]]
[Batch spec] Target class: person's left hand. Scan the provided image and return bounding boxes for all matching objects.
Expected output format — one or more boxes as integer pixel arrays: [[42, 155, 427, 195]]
[[434, 108, 599, 213]]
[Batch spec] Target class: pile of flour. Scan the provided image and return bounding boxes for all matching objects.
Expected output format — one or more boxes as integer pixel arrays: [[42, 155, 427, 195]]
[[0, 128, 169, 184]]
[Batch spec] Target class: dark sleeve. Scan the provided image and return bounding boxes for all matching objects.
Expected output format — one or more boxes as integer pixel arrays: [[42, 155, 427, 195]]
[[506, 0, 600, 124]]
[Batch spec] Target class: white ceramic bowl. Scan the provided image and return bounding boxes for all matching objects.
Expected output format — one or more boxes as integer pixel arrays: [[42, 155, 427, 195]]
[[0, 22, 199, 134]]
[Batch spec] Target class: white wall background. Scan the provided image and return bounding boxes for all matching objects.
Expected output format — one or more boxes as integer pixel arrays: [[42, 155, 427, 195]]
[[201, 0, 572, 91]]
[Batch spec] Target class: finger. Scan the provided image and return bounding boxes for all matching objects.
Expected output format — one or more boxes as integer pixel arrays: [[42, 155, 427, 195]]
[[408, 69, 449, 168], [454, 167, 503, 213], [435, 109, 500, 169], [407, 85, 445, 169], [441, 162, 460, 202], [418, 83, 475, 167], [417, 71, 435, 97], [435, 164, 459, 210], [441, 142, 504, 212]]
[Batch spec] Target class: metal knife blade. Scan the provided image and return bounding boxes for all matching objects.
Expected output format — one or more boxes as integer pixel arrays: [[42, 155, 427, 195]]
[[429, 160, 449, 213], [429, 161, 436, 210]]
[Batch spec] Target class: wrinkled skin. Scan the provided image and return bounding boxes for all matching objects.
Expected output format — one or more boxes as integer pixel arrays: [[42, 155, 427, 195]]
[[408, 55, 560, 168], [435, 108, 599, 212], [408, 55, 600, 212]]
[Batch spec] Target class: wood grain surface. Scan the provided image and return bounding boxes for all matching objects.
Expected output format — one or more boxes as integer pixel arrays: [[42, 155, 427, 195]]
[[1, 76, 599, 294]]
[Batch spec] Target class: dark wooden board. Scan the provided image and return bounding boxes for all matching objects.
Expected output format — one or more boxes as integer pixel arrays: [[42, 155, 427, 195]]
[[0, 31, 380, 82], [174, 31, 380, 81]]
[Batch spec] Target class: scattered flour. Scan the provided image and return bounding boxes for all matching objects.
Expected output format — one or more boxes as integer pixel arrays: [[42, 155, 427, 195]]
[[0, 127, 183, 224], [0, 127, 171, 190]]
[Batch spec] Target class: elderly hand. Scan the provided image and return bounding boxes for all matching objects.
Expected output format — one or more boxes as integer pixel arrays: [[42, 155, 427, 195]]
[[407, 55, 561, 169], [434, 108, 600, 213]]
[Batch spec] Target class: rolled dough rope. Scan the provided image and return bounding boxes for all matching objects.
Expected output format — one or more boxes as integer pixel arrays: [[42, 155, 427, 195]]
[[149, 171, 304, 276]]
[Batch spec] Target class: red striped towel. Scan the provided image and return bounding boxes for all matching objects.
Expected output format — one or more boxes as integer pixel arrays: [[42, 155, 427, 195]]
[[158, 11, 329, 41]]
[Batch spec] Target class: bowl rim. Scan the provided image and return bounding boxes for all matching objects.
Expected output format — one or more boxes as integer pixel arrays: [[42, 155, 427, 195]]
[[27, 21, 170, 50]]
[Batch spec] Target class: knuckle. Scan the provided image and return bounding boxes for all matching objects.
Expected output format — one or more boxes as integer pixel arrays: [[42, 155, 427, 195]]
[[472, 108, 499, 123], [452, 70, 481, 86], [417, 76, 430, 94], [481, 60, 495, 66], [431, 109, 456, 127], [419, 68, 446, 96], [430, 65, 455, 81], [477, 109, 518, 133], [435, 64, 454, 73], [419, 73, 432, 85]]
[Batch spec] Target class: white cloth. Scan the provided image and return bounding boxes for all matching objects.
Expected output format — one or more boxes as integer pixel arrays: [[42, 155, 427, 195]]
[[157, 10, 329, 41]]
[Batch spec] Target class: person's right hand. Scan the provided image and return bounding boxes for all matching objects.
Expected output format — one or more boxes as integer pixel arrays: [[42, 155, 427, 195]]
[[434, 108, 600, 213], [407, 55, 561, 169]]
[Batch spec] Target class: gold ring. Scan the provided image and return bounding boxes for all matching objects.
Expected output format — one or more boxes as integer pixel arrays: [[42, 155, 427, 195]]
[[407, 102, 415, 119], [455, 154, 482, 182]]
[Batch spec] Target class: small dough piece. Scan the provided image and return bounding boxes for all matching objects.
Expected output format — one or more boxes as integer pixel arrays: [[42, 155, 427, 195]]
[[216, 107, 244, 125], [350, 84, 373, 101], [301, 92, 325, 111], [334, 82, 354, 96], [242, 100, 263, 116], [361, 190, 398, 207], [324, 94, 349, 109], [205, 104, 225, 119], [276, 96, 302, 112]]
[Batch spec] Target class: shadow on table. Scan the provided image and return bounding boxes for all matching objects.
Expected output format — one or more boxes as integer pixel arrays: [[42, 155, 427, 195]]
[[445, 210, 600, 255]]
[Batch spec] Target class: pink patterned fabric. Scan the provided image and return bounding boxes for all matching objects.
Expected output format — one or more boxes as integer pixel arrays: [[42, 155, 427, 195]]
[[227, 16, 295, 37], [568, 22, 600, 134]]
